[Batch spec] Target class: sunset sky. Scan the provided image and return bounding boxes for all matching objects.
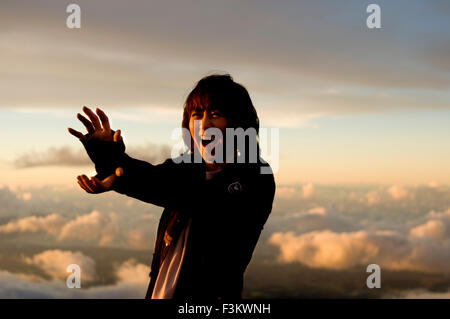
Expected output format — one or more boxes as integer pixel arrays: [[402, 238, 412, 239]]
[[1, 0, 449, 188], [0, 0, 450, 299]]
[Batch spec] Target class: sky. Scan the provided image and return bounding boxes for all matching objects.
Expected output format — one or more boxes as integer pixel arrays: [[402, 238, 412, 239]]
[[0, 0, 449, 299], [1, 0, 449, 187]]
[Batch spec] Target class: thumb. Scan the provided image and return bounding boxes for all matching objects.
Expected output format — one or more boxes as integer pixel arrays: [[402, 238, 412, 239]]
[[113, 129, 122, 142], [94, 174, 116, 190]]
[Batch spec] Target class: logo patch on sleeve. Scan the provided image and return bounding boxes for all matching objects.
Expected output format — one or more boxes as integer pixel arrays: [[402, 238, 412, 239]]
[[228, 181, 243, 194]]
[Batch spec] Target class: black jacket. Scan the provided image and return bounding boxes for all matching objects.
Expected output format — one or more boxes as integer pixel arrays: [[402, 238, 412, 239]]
[[82, 137, 276, 299]]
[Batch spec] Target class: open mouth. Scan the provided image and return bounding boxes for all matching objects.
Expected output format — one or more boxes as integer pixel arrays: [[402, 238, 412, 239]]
[[201, 135, 215, 147]]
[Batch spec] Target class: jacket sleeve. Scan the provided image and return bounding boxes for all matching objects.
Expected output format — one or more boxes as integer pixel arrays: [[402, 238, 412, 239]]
[[80, 134, 203, 208], [110, 154, 201, 207]]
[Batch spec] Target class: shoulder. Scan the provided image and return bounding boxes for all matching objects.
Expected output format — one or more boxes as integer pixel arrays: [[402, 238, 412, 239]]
[[230, 160, 276, 197]]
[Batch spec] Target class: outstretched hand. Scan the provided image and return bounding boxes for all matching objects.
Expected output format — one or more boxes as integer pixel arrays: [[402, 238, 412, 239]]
[[68, 106, 122, 143], [77, 167, 124, 194], [69, 106, 124, 193]]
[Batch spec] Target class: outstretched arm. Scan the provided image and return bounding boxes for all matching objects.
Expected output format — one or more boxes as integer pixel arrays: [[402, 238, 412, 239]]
[[68, 106, 203, 208]]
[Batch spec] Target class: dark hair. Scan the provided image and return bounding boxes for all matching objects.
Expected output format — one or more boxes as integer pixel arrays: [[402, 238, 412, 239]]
[[182, 74, 260, 159]]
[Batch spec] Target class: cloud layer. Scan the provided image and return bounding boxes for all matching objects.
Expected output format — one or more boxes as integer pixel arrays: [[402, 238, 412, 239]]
[[269, 185, 450, 274], [13, 143, 171, 168], [0, 253, 149, 298], [24, 249, 96, 282], [1, 181, 450, 297]]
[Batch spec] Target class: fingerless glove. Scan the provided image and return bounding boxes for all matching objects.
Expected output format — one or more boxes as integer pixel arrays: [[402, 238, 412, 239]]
[[81, 130, 126, 180]]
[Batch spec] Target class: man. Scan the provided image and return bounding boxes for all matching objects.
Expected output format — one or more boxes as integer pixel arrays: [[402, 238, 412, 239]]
[[68, 74, 276, 299]]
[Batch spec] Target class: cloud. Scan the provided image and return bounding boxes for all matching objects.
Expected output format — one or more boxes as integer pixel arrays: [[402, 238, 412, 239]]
[[0, 192, 161, 249], [428, 181, 439, 188], [114, 259, 150, 286], [387, 185, 412, 200], [269, 230, 380, 270], [125, 230, 153, 250], [0, 211, 119, 247], [0, 214, 65, 235], [20, 192, 32, 201], [58, 210, 119, 246], [0, 259, 150, 298], [429, 208, 450, 219], [0, 186, 34, 216], [1, 0, 449, 124], [410, 220, 446, 240], [307, 207, 326, 216], [13, 146, 90, 168], [366, 191, 380, 205], [24, 250, 96, 282], [276, 186, 298, 199], [13, 144, 171, 168], [302, 183, 315, 199], [269, 217, 450, 273], [400, 289, 450, 299], [1, 183, 450, 297]]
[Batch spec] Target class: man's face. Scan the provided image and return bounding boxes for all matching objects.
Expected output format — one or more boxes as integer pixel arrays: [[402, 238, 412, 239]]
[[188, 106, 228, 163]]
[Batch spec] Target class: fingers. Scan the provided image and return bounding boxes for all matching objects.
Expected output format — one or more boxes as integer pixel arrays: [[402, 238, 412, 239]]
[[82, 106, 102, 131], [96, 108, 111, 133], [68, 128, 87, 141], [77, 176, 93, 193], [73, 106, 114, 139], [78, 175, 95, 193], [77, 175, 100, 193], [113, 130, 122, 142], [76, 113, 95, 134], [77, 179, 92, 193], [77, 173, 117, 194]]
